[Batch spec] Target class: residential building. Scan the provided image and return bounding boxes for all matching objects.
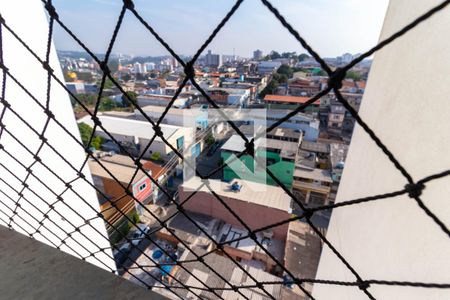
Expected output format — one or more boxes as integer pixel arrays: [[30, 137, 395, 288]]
[[144, 62, 155, 71], [328, 143, 349, 204], [327, 104, 346, 136], [220, 134, 300, 189], [340, 92, 363, 111], [133, 62, 143, 74], [180, 177, 293, 240], [205, 50, 222, 68], [283, 221, 322, 300], [257, 61, 282, 75], [173, 247, 284, 299], [264, 109, 320, 142], [137, 94, 191, 108], [135, 105, 208, 129], [88, 153, 166, 239], [263, 94, 320, 112], [287, 78, 321, 96], [300, 141, 330, 169], [292, 166, 333, 207], [253, 49, 263, 60], [66, 82, 98, 94], [207, 87, 250, 106], [77, 114, 189, 160]]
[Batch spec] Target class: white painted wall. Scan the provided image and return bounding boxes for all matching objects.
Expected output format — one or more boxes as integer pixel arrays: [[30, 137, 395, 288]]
[[0, 1, 115, 271], [313, 1, 450, 299]]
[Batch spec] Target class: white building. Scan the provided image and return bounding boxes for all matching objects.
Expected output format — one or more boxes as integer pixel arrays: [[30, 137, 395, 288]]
[[257, 61, 282, 75], [144, 62, 155, 71], [133, 62, 143, 74], [78, 115, 190, 160]]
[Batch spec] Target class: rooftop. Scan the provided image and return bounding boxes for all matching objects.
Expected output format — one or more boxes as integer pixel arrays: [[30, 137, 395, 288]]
[[218, 223, 285, 262], [294, 167, 333, 183], [330, 143, 349, 169], [264, 94, 320, 105], [88, 154, 165, 184], [139, 105, 207, 117], [182, 177, 292, 212], [174, 247, 283, 299], [221, 134, 299, 159], [267, 127, 302, 141], [300, 141, 330, 154], [284, 221, 322, 298], [77, 114, 180, 141], [166, 212, 217, 246], [208, 87, 249, 95], [330, 104, 346, 114]]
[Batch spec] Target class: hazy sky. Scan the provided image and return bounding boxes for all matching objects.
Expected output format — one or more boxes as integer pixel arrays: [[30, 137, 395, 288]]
[[51, 0, 390, 58]]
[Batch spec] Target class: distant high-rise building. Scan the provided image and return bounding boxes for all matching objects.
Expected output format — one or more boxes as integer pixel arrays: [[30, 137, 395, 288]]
[[144, 62, 155, 71], [170, 57, 178, 69], [133, 62, 143, 74], [253, 49, 263, 60], [340, 53, 354, 64], [205, 50, 222, 68]]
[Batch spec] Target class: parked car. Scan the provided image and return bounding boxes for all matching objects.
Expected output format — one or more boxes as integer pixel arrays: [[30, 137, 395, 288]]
[[113, 250, 128, 266], [130, 224, 151, 246]]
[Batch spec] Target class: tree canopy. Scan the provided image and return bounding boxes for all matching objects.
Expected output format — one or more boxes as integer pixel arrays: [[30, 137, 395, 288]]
[[298, 53, 310, 62], [345, 70, 362, 81], [77, 122, 103, 150], [122, 91, 138, 108]]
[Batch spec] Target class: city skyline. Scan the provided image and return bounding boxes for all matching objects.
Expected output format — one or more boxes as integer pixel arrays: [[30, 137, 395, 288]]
[[52, 0, 389, 58]]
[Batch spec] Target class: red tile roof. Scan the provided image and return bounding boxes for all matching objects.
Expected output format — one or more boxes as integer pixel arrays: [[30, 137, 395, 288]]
[[143, 161, 166, 179], [263, 94, 320, 105], [341, 79, 356, 89], [356, 81, 366, 89]]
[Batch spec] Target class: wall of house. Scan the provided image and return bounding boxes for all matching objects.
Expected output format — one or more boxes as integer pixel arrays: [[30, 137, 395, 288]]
[[180, 189, 291, 239], [100, 178, 135, 219]]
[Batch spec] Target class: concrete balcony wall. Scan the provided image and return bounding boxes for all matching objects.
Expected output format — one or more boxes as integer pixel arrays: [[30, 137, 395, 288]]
[[313, 1, 450, 299]]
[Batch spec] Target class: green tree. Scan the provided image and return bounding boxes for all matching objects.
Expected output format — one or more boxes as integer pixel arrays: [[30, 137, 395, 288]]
[[150, 152, 162, 161], [298, 53, 309, 62], [78, 122, 103, 149], [122, 91, 138, 107], [260, 80, 279, 98], [76, 94, 96, 106], [205, 133, 215, 146], [108, 59, 119, 74], [345, 70, 362, 81], [129, 212, 140, 226], [91, 136, 104, 150], [270, 51, 281, 59], [281, 51, 296, 58], [277, 65, 294, 78], [78, 122, 93, 148], [273, 72, 288, 84], [102, 78, 115, 90], [98, 97, 117, 111]]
